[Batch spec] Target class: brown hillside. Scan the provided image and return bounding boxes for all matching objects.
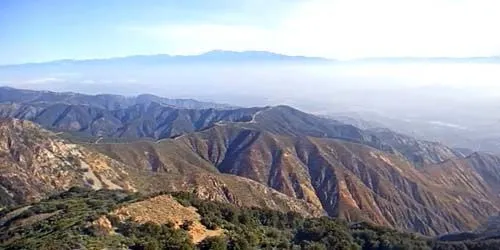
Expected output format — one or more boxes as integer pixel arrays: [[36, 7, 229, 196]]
[[95, 124, 500, 235], [0, 119, 135, 205], [0, 119, 323, 218]]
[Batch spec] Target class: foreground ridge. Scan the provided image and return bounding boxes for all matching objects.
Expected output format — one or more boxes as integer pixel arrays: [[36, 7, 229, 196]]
[[2, 188, 499, 249]]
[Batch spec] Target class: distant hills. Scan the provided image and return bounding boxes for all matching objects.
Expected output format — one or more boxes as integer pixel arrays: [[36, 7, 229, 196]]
[[0, 87, 388, 148], [0, 86, 234, 110], [0, 50, 331, 68], [1, 50, 500, 68]]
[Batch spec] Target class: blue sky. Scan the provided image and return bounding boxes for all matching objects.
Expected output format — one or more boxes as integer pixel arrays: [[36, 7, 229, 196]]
[[1, 0, 499, 64]]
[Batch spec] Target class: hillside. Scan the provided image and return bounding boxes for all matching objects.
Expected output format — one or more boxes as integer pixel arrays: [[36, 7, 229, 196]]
[[1, 188, 498, 250], [94, 123, 500, 236], [0, 118, 136, 205], [1, 88, 500, 237], [0, 89, 392, 151], [368, 128, 465, 166], [0, 118, 323, 217], [0, 101, 258, 139]]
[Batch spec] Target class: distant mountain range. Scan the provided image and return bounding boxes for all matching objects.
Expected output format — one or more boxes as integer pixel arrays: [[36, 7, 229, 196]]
[[1, 50, 499, 68], [0, 86, 234, 110], [0, 50, 331, 68]]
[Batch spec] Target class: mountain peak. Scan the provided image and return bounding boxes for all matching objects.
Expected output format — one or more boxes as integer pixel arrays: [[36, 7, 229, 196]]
[[192, 50, 329, 62], [200, 50, 280, 56]]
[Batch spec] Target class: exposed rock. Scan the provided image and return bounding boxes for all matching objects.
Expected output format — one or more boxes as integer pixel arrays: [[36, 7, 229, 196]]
[[0, 118, 135, 204], [90, 216, 114, 236]]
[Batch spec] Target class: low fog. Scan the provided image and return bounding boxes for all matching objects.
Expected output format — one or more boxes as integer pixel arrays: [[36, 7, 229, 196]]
[[2, 62, 500, 152]]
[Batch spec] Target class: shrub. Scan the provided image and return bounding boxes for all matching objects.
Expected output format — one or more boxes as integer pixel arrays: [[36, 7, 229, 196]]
[[198, 236, 228, 250], [180, 220, 194, 230]]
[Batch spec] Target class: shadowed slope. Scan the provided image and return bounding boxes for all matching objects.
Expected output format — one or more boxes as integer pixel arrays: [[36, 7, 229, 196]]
[[0, 118, 323, 217], [94, 124, 500, 235]]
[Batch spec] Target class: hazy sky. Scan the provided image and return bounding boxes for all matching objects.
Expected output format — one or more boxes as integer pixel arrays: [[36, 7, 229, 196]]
[[1, 0, 499, 64]]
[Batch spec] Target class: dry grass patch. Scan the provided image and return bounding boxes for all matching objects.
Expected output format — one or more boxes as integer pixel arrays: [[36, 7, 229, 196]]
[[113, 195, 223, 243]]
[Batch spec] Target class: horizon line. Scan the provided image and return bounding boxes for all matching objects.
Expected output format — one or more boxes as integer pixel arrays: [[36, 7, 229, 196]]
[[1, 50, 500, 66]]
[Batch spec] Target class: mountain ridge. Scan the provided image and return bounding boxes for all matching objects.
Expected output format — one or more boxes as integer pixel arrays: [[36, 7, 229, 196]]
[[94, 123, 500, 235], [2, 87, 500, 237], [3, 50, 500, 67], [0, 50, 331, 67], [0, 86, 235, 110], [0, 118, 324, 216], [0, 87, 395, 152]]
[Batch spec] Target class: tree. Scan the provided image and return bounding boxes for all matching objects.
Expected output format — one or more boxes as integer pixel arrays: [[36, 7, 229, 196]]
[[198, 236, 228, 250]]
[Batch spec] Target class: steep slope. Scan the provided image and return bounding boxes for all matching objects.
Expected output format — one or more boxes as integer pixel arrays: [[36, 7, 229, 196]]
[[95, 124, 500, 236], [0, 118, 135, 205], [438, 212, 500, 242], [368, 128, 465, 166], [471, 213, 500, 240], [0, 118, 323, 217], [465, 152, 500, 190]]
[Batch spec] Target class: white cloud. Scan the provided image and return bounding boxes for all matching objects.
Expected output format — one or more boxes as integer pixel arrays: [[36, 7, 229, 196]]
[[125, 0, 500, 59]]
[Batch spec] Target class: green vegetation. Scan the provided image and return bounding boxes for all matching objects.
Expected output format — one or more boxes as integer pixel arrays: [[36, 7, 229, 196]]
[[0, 188, 498, 250]]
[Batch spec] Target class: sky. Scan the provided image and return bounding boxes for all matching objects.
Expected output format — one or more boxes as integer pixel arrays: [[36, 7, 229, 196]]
[[1, 0, 500, 64]]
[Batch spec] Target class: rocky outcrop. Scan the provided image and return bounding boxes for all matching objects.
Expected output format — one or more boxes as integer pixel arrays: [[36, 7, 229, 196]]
[[0, 119, 135, 205]]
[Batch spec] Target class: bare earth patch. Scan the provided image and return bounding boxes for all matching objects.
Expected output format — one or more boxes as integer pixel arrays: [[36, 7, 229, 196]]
[[113, 195, 223, 243]]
